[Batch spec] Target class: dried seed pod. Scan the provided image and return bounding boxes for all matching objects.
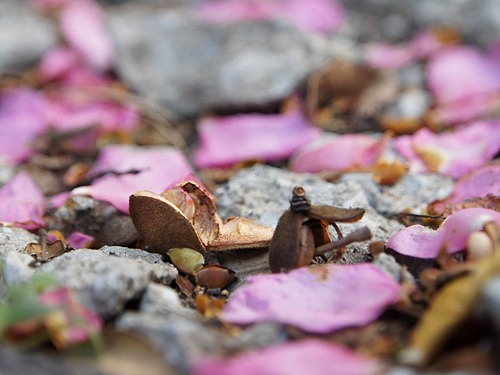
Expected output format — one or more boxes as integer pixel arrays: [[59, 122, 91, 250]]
[[168, 248, 205, 275], [269, 186, 369, 273], [195, 264, 236, 289], [129, 190, 205, 253]]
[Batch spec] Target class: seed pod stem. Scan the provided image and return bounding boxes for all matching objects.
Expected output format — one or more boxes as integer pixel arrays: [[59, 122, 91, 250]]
[[314, 226, 372, 256]]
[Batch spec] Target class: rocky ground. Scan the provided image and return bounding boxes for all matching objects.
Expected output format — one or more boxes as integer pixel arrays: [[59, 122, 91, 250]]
[[0, 1, 499, 374]]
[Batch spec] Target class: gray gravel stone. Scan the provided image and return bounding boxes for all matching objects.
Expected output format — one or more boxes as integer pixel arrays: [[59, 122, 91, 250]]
[[0, 1, 57, 73], [117, 311, 286, 375], [38, 249, 177, 318], [140, 282, 195, 316], [100, 246, 178, 283], [339, 172, 454, 215], [0, 226, 38, 256], [107, 7, 330, 117], [339, 0, 500, 46]]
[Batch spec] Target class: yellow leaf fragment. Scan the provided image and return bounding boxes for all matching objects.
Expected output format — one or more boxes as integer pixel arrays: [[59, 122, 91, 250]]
[[401, 242, 500, 366]]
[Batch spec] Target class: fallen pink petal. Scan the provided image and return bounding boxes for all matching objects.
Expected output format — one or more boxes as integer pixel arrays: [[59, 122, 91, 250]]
[[387, 208, 500, 259], [394, 121, 500, 179], [365, 28, 449, 69], [290, 134, 388, 173], [429, 164, 500, 215], [39, 287, 102, 347], [221, 263, 401, 333], [59, 0, 114, 71], [195, 0, 345, 34], [427, 45, 500, 124], [38, 47, 80, 82], [67, 232, 94, 249], [73, 145, 194, 212], [0, 171, 45, 230], [194, 110, 321, 168], [195, 339, 383, 375], [0, 88, 50, 164]]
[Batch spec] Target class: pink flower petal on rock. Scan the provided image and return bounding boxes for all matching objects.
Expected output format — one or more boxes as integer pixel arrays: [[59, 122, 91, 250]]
[[394, 121, 500, 179], [290, 134, 388, 173], [427, 46, 500, 124], [387, 208, 500, 259], [0, 172, 45, 230], [196, 0, 345, 34], [59, 0, 113, 71], [195, 339, 383, 375], [67, 232, 94, 249], [221, 263, 401, 333], [73, 145, 194, 213], [0, 88, 50, 164], [194, 110, 320, 168], [443, 164, 500, 204]]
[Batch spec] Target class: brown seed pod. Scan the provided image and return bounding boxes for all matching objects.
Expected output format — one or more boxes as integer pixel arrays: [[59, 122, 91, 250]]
[[129, 181, 273, 256], [269, 186, 370, 273], [195, 264, 236, 289]]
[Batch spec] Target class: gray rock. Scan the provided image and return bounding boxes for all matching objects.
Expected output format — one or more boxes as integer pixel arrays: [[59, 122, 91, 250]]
[[107, 8, 330, 117], [0, 1, 57, 73], [0, 226, 38, 256], [38, 249, 177, 318], [339, 172, 454, 215], [339, 0, 500, 46], [2, 251, 35, 285], [117, 311, 285, 375], [116, 311, 224, 375], [140, 283, 195, 316], [100, 246, 177, 283]]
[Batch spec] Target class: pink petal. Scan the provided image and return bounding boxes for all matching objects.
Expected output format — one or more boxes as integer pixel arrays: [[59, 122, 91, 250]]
[[365, 43, 415, 69], [67, 232, 94, 249], [59, 0, 113, 71], [39, 47, 80, 82], [73, 145, 194, 213], [290, 134, 388, 173], [195, 0, 345, 34], [195, 339, 383, 375], [445, 164, 500, 204], [221, 263, 401, 333], [365, 28, 447, 69], [194, 110, 321, 168], [427, 46, 500, 104], [0, 171, 45, 230], [394, 121, 500, 179], [387, 208, 500, 258], [39, 287, 102, 346], [426, 45, 500, 123], [0, 88, 50, 164], [50, 99, 139, 133]]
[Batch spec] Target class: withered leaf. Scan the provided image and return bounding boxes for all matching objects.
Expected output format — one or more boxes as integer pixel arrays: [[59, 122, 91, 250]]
[[25, 240, 68, 261]]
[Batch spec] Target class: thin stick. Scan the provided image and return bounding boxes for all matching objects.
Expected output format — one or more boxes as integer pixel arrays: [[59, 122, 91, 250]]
[[315, 226, 372, 256]]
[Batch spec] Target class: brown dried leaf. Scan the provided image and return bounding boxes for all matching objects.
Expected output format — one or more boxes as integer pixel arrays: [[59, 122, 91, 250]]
[[25, 238, 68, 262], [372, 159, 408, 185]]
